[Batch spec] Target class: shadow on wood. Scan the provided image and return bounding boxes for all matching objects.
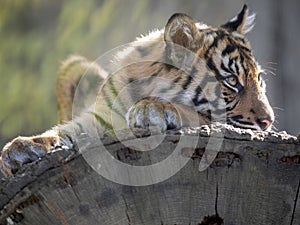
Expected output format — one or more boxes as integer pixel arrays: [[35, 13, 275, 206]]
[[0, 125, 299, 225]]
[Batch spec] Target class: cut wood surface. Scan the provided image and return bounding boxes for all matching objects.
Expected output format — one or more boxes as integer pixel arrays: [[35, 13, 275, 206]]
[[0, 125, 299, 225]]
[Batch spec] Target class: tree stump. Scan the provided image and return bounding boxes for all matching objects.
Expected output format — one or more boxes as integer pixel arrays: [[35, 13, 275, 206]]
[[0, 125, 299, 225]]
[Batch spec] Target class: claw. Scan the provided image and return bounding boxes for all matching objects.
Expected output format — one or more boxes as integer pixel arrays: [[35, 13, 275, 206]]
[[127, 99, 181, 133]]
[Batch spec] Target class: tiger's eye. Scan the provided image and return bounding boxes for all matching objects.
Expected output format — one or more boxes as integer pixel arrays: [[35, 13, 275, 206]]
[[226, 76, 238, 86]]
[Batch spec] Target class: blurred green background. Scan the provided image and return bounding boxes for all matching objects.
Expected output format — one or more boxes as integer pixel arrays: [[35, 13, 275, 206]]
[[0, 0, 299, 148]]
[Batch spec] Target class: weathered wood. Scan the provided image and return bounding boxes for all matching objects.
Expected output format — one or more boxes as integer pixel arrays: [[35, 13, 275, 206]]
[[0, 125, 299, 225]]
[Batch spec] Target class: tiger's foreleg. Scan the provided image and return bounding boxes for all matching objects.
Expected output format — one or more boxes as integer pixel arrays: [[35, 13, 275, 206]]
[[0, 130, 70, 176], [126, 97, 209, 133]]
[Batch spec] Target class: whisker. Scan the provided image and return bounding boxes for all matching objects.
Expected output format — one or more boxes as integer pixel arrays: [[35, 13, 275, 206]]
[[271, 125, 279, 132], [265, 69, 277, 76], [262, 61, 277, 71], [264, 64, 277, 69], [262, 66, 277, 75], [272, 106, 284, 111], [264, 62, 278, 69], [265, 66, 277, 70], [265, 62, 278, 66], [261, 65, 277, 77]]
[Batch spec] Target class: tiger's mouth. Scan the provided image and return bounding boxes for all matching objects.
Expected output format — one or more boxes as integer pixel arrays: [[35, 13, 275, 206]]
[[226, 117, 272, 131]]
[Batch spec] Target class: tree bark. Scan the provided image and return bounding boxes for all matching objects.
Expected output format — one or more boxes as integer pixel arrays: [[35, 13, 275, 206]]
[[0, 125, 299, 225]]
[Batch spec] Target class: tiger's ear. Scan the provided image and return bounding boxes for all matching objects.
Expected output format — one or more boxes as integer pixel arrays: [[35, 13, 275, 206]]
[[164, 13, 202, 64], [164, 13, 201, 50], [221, 4, 255, 34]]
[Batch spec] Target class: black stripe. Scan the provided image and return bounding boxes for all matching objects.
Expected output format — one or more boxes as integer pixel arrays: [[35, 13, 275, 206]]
[[192, 72, 218, 107], [128, 78, 135, 83], [151, 67, 164, 78], [235, 120, 254, 126], [224, 97, 235, 104], [173, 76, 182, 83], [209, 37, 219, 49], [230, 114, 254, 126], [204, 31, 226, 58], [193, 97, 208, 107], [171, 67, 198, 103], [230, 115, 243, 120], [150, 61, 160, 67], [234, 59, 240, 75], [207, 58, 224, 81], [197, 110, 212, 120], [221, 62, 234, 74], [149, 67, 163, 83], [182, 75, 193, 90], [191, 83, 203, 107], [236, 36, 246, 44], [222, 45, 236, 56], [205, 30, 215, 35], [225, 100, 239, 112], [228, 58, 234, 70], [193, 84, 203, 97], [240, 46, 251, 53], [239, 54, 249, 75], [182, 66, 198, 90], [139, 66, 164, 86]]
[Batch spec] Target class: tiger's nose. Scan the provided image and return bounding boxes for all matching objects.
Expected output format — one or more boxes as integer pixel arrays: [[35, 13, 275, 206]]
[[257, 117, 273, 131]]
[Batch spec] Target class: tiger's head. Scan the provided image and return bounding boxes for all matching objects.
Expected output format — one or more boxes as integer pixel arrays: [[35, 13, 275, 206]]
[[164, 5, 274, 131]]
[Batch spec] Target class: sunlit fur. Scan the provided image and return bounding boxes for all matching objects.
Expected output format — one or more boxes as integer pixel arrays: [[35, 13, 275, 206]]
[[0, 5, 275, 176], [56, 4, 274, 133]]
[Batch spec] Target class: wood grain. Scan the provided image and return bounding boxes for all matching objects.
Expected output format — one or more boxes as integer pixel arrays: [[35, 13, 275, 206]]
[[0, 125, 299, 225]]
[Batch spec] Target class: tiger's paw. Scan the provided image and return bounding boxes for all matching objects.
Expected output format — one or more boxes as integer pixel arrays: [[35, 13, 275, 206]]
[[126, 98, 181, 134], [0, 132, 69, 176]]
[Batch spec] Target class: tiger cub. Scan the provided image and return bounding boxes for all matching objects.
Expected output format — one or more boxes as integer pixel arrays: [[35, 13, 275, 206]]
[[0, 5, 274, 176]]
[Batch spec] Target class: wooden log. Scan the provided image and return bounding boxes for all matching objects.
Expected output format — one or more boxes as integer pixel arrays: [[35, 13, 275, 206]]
[[0, 125, 299, 225]]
